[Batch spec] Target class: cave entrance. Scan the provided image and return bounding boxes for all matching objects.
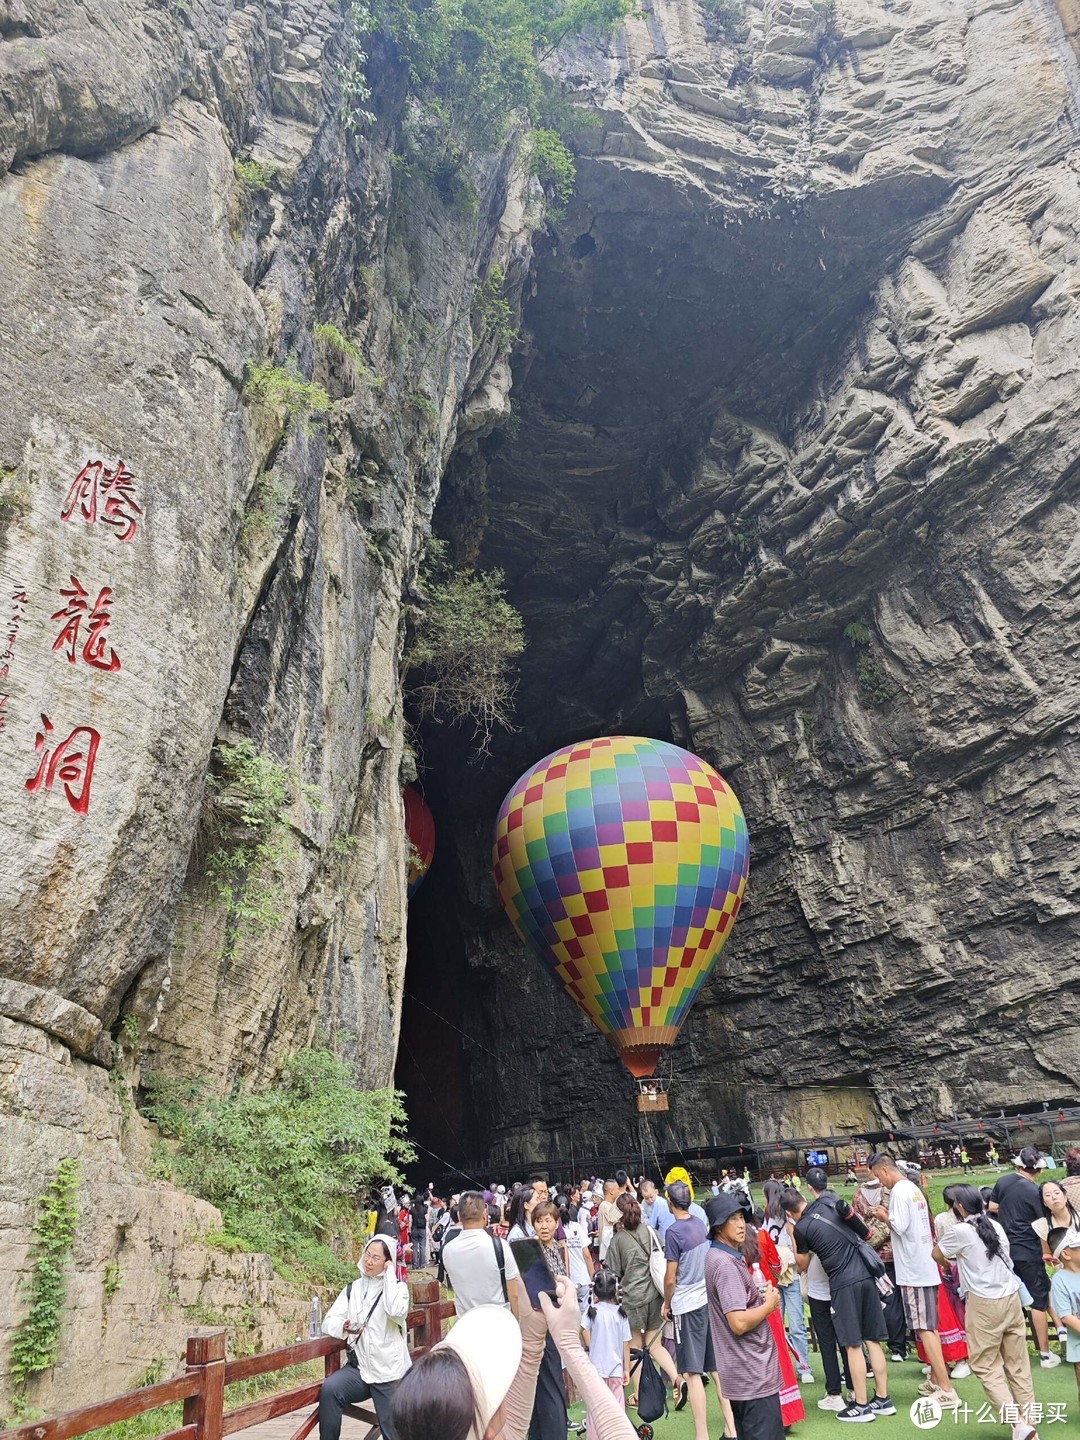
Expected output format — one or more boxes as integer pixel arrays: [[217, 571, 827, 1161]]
[[394, 770, 485, 1191]]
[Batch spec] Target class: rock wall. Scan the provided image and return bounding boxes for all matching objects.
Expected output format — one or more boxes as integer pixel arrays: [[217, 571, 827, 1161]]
[[8, 0, 1080, 1399], [0, 1015, 307, 1419], [405, 0, 1080, 1171], [0, 0, 537, 1407]]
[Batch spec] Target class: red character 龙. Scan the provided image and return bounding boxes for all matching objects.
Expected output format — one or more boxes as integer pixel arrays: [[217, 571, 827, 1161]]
[[25, 713, 101, 815], [51, 575, 121, 671]]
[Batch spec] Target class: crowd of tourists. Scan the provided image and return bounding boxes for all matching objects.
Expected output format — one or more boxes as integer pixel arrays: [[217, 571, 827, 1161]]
[[314, 1147, 1080, 1440]]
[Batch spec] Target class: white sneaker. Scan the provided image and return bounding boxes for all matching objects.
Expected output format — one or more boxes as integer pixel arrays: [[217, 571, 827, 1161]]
[[799, 1369, 815, 1383], [921, 1365, 932, 1377], [819, 1395, 847, 1411], [935, 1388, 961, 1410], [1040, 1352, 1062, 1369], [918, 1381, 939, 1398], [950, 1362, 971, 1378]]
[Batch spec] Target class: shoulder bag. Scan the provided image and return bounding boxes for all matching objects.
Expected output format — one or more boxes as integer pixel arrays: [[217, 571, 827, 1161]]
[[634, 1224, 668, 1295], [808, 1209, 893, 1294], [489, 1230, 509, 1304]]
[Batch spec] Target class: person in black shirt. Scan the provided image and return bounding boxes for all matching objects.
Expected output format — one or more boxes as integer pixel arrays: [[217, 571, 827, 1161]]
[[990, 1147, 1059, 1367], [410, 1192, 428, 1269], [786, 1190, 892, 1422]]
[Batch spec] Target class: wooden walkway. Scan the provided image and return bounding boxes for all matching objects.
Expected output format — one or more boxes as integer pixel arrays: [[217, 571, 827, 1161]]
[[240, 1405, 376, 1440]]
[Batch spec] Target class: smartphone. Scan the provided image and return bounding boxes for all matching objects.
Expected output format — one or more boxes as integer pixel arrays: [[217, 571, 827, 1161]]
[[510, 1238, 559, 1309]]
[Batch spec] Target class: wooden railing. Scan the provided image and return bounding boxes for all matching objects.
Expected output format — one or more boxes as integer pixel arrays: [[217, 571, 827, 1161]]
[[0, 1280, 456, 1440]]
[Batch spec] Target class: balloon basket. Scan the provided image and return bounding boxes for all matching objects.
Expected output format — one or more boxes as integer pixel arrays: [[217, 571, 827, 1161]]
[[635, 1078, 669, 1113]]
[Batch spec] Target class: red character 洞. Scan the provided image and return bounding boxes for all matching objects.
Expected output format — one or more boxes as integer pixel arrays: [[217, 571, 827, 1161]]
[[25, 713, 101, 815]]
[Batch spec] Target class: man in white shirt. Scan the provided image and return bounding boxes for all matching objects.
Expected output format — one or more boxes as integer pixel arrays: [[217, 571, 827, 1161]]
[[868, 1154, 959, 1409], [441, 1191, 523, 1316]]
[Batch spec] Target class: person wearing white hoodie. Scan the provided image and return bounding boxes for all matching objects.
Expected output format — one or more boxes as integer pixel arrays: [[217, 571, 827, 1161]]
[[320, 1235, 411, 1440]]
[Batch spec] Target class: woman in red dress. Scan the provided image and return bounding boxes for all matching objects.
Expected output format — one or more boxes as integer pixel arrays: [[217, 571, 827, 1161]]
[[915, 1266, 969, 1369], [748, 1223, 806, 1427]]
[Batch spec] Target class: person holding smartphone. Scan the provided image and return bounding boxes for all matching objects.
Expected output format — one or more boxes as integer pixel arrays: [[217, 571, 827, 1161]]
[[392, 1274, 640, 1440], [320, 1236, 411, 1440]]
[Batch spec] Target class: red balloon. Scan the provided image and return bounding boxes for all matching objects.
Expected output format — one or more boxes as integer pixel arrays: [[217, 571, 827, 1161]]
[[404, 787, 435, 897]]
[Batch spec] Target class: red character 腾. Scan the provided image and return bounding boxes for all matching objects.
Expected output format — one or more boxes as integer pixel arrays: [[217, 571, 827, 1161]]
[[25, 713, 101, 815], [60, 461, 102, 526], [100, 462, 142, 542], [51, 576, 121, 671], [60, 459, 143, 541]]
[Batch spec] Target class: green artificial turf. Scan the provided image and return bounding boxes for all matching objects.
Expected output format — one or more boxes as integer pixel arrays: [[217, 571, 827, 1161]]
[[568, 1168, 1080, 1437], [588, 1349, 1079, 1439]]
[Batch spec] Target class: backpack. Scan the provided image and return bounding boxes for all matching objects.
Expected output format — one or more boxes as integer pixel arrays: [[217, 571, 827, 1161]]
[[632, 1345, 668, 1425]]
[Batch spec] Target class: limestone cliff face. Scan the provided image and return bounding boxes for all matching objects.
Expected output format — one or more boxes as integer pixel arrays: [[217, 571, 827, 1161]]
[[7, 0, 1080, 1404], [403, 0, 1080, 1171], [0, 0, 535, 1408]]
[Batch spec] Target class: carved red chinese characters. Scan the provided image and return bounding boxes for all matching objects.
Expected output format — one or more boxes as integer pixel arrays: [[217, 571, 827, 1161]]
[[25, 713, 101, 815], [60, 460, 143, 542], [51, 576, 122, 671]]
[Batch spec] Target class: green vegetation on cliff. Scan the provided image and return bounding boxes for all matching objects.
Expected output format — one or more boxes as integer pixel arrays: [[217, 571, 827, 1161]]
[[6, 1160, 80, 1405], [407, 540, 526, 751], [340, 0, 629, 194], [145, 1048, 412, 1287]]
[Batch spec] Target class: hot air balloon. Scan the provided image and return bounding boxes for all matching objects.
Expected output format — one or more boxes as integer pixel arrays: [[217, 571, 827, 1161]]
[[404, 786, 435, 897], [492, 735, 749, 1082]]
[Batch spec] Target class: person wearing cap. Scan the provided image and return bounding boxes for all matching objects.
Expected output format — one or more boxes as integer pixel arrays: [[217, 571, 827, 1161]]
[[664, 1179, 716, 1440], [320, 1235, 411, 1440], [933, 1184, 1038, 1440], [703, 1192, 783, 1440], [391, 1275, 639, 1440], [990, 1146, 1059, 1367], [1049, 1225, 1080, 1410]]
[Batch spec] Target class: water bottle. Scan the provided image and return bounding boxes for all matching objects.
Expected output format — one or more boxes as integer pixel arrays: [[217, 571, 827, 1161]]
[[309, 1295, 323, 1337], [750, 1263, 767, 1296]]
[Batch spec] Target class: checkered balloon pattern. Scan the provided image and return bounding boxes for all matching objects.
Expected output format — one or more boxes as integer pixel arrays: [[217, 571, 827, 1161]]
[[492, 736, 749, 1077]]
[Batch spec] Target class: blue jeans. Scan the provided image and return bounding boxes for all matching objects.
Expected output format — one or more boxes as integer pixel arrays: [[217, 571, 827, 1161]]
[[780, 1280, 811, 1370]]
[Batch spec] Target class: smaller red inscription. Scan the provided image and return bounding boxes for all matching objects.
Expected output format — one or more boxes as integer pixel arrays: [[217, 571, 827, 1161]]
[[25, 713, 101, 815]]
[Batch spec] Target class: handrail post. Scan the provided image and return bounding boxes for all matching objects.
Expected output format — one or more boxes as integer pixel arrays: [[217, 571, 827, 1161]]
[[324, 1338, 342, 1379], [409, 1278, 442, 1352], [183, 1329, 227, 1440]]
